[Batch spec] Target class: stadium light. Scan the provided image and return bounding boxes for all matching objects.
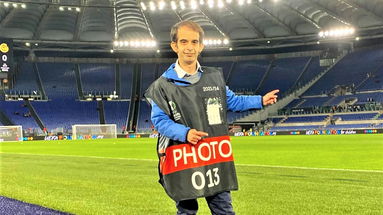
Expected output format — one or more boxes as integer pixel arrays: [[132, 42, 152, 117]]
[[137, 0, 253, 11], [190, 0, 198, 9], [171, 1, 177, 9], [217, 0, 224, 8], [149, 1, 156, 11], [318, 27, 355, 39], [113, 39, 157, 49], [180, 0, 186, 9], [1, 1, 28, 9], [203, 38, 230, 47], [141, 2, 147, 10], [208, 0, 214, 8], [158, 1, 166, 10], [57, 5, 81, 12]]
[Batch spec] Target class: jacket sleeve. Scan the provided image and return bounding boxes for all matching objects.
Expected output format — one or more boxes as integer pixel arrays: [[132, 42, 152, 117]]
[[150, 101, 190, 142], [226, 86, 263, 112]]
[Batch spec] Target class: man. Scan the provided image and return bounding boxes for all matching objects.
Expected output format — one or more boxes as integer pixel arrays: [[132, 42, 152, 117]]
[[145, 20, 279, 215]]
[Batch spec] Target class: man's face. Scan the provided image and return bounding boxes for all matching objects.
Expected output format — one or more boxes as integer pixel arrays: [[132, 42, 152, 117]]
[[171, 26, 204, 65]]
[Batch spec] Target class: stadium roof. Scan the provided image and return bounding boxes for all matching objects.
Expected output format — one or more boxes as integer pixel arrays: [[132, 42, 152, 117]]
[[1, 0, 383, 55]]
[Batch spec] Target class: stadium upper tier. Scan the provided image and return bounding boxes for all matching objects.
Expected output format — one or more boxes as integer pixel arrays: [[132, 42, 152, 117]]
[[303, 47, 383, 96], [333, 113, 377, 121], [270, 111, 382, 131], [37, 63, 78, 98], [12, 63, 38, 92], [283, 115, 328, 123], [285, 92, 383, 109], [80, 64, 115, 94]]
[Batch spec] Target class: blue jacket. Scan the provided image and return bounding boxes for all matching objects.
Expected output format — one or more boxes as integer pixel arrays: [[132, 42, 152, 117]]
[[150, 63, 263, 142]]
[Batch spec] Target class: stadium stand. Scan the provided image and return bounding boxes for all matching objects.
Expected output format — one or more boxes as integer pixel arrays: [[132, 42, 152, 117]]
[[227, 59, 270, 91], [293, 97, 330, 108], [104, 101, 129, 133], [37, 63, 77, 98], [202, 61, 233, 81], [270, 117, 284, 124], [333, 113, 378, 121], [283, 115, 327, 123], [0, 101, 39, 130], [297, 56, 324, 87], [227, 111, 252, 124], [80, 63, 115, 94], [32, 99, 99, 132], [304, 47, 383, 96], [120, 64, 134, 99], [2, 2, 383, 214], [12, 62, 39, 92], [258, 57, 309, 96], [140, 63, 157, 95], [2, 48, 383, 134], [270, 125, 322, 131], [325, 124, 375, 129], [137, 101, 152, 133]]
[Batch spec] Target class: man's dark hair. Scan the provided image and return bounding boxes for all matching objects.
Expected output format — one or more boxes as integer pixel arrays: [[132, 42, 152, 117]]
[[170, 20, 204, 43]]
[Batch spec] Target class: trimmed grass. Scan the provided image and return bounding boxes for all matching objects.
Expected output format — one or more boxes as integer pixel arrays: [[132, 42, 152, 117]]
[[1, 134, 382, 214]]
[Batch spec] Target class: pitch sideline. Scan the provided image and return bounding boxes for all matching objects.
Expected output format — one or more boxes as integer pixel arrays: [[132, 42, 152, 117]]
[[1, 152, 382, 173]]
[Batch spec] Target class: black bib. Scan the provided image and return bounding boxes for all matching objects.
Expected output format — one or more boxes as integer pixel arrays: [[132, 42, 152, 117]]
[[145, 67, 238, 201]]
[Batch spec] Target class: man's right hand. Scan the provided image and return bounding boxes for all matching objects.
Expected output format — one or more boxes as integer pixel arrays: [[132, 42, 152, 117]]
[[187, 129, 209, 145]]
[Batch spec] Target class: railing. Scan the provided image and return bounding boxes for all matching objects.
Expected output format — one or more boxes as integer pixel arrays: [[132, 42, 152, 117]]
[[4, 90, 45, 101]]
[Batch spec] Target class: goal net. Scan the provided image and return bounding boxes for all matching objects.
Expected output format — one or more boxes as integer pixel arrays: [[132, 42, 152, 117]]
[[72, 124, 117, 140], [0, 125, 23, 142]]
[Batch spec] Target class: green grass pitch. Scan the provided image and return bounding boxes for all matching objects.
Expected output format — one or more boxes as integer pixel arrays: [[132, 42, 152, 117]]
[[1, 134, 382, 214]]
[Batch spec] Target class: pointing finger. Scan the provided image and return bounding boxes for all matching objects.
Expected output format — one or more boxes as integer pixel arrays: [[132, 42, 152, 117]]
[[269, 89, 280, 95], [195, 131, 209, 137]]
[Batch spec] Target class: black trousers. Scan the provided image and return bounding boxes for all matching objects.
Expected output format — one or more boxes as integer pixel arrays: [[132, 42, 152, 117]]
[[176, 191, 235, 215]]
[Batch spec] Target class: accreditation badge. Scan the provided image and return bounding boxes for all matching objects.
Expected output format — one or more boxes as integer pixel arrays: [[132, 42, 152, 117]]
[[206, 97, 223, 125]]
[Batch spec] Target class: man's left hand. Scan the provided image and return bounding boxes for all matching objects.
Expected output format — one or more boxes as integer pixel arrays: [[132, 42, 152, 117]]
[[263, 89, 280, 106]]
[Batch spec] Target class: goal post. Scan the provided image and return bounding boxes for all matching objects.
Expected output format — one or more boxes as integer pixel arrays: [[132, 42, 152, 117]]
[[72, 124, 117, 140], [0, 125, 23, 142]]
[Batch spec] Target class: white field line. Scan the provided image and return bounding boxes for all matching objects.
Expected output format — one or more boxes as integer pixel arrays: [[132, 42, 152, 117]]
[[1, 152, 382, 173]]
